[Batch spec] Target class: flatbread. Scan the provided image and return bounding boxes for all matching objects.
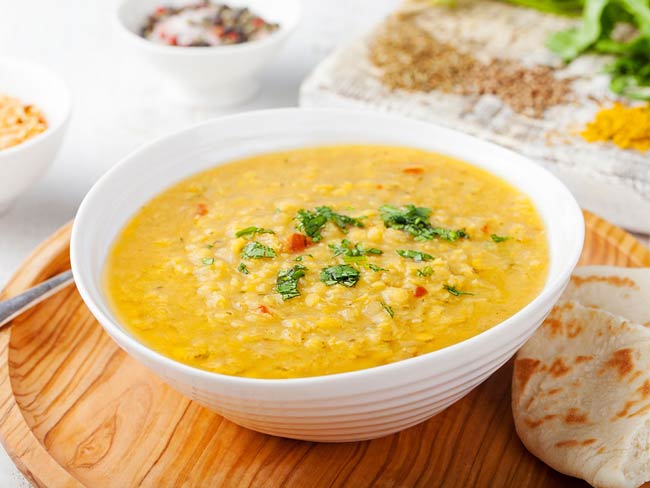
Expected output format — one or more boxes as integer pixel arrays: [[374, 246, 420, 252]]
[[564, 266, 650, 327], [513, 300, 650, 488]]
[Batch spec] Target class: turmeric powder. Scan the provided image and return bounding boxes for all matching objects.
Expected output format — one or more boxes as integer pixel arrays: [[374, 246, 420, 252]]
[[581, 102, 650, 152]]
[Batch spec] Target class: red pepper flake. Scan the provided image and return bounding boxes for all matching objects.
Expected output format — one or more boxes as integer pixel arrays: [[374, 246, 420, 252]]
[[376, 184, 384, 189], [481, 224, 489, 234], [155, 6, 167, 14], [252, 18, 265, 28], [288, 233, 313, 253], [258, 305, 271, 314], [403, 167, 424, 175], [196, 203, 208, 216], [169, 35, 178, 46], [414, 286, 428, 298], [226, 31, 239, 42]]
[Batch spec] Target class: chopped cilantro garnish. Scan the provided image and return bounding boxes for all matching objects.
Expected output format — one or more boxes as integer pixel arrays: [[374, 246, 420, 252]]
[[295, 254, 313, 262], [237, 262, 249, 274], [276, 265, 307, 301], [316, 206, 365, 233], [368, 263, 388, 272], [295, 209, 329, 242], [381, 302, 394, 318], [295, 207, 364, 242], [491, 234, 510, 243], [444, 284, 474, 296], [396, 249, 434, 262], [241, 241, 276, 259], [320, 264, 360, 287], [417, 266, 434, 277], [379, 204, 469, 242], [329, 239, 383, 266], [235, 226, 275, 238], [201, 257, 214, 265], [329, 239, 382, 257]]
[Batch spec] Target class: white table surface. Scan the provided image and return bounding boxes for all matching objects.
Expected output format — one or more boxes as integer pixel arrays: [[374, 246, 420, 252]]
[[0, 0, 399, 485]]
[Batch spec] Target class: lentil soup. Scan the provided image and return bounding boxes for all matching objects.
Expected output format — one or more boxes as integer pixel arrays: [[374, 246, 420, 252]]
[[104, 145, 548, 379]]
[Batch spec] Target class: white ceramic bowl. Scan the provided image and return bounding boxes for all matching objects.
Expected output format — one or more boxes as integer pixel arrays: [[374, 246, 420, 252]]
[[0, 58, 71, 214], [115, 0, 301, 106], [71, 108, 584, 442]]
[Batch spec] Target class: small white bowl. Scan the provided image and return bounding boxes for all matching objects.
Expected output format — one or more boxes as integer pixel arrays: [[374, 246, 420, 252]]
[[115, 0, 301, 106], [71, 108, 584, 442], [0, 58, 71, 214]]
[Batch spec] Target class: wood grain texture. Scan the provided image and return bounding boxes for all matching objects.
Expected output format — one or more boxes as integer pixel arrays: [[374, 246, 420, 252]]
[[0, 212, 648, 488]]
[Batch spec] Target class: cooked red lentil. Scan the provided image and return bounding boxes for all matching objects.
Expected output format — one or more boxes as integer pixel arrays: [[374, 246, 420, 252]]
[[105, 145, 548, 379]]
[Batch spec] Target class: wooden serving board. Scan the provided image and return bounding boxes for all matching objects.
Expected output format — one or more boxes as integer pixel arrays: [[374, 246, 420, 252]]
[[0, 212, 648, 488]]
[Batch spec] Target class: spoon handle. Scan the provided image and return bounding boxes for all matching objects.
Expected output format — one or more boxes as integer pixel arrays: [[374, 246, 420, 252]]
[[0, 270, 75, 328]]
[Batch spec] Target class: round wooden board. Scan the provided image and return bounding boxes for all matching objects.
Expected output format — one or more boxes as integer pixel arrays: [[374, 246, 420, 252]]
[[0, 211, 648, 488]]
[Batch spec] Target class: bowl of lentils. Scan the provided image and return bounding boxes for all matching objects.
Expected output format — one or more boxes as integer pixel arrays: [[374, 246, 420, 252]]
[[116, 0, 301, 105]]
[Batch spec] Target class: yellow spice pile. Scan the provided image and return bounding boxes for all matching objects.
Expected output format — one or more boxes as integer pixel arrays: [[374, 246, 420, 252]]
[[581, 102, 650, 152]]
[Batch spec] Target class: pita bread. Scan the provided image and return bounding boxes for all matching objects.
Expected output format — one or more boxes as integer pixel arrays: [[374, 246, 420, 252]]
[[513, 300, 650, 488], [563, 266, 650, 327]]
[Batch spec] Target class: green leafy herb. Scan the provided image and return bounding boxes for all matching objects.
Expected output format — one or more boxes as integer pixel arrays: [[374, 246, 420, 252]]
[[544, 0, 650, 99], [296, 209, 329, 242], [503, 0, 583, 15], [241, 241, 276, 259], [235, 226, 275, 238], [444, 284, 474, 296], [368, 263, 388, 272], [379, 204, 469, 242], [295, 207, 364, 242], [201, 257, 214, 265], [316, 206, 365, 233], [396, 249, 434, 262], [320, 264, 360, 287], [417, 266, 434, 277], [295, 254, 313, 262], [381, 302, 394, 318], [491, 234, 511, 243], [329, 239, 382, 257], [237, 262, 249, 274], [276, 265, 307, 301]]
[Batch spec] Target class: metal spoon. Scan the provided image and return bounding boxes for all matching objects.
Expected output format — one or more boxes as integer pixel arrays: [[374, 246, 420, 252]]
[[0, 270, 75, 328]]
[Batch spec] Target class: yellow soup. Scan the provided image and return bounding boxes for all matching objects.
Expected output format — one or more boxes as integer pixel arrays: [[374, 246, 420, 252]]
[[105, 145, 548, 379]]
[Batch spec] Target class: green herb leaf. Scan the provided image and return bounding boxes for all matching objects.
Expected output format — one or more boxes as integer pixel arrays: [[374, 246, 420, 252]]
[[295, 209, 329, 242], [201, 257, 214, 265], [320, 264, 360, 287], [241, 241, 276, 259], [380, 204, 469, 242], [381, 302, 394, 318], [276, 265, 307, 300], [546, 0, 610, 61], [315, 206, 365, 233], [295, 254, 313, 262], [329, 239, 383, 257], [444, 284, 474, 296], [491, 234, 511, 243], [237, 262, 249, 274], [368, 263, 388, 272], [416, 266, 434, 277], [295, 207, 364, 242], [235, 226, 275, 238], [396, 249, 434, 262]]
